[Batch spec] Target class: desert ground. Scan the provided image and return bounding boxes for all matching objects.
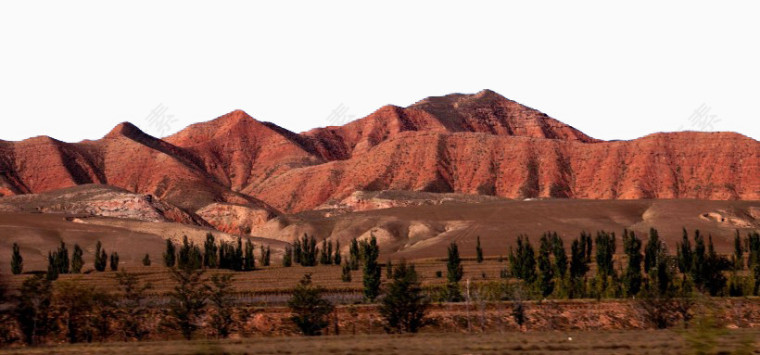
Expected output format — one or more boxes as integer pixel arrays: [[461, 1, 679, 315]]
[[1, 329, 758, 355]]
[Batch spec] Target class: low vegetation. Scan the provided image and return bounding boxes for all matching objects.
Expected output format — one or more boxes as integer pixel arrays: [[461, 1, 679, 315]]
[[0, 228, 759, 349]]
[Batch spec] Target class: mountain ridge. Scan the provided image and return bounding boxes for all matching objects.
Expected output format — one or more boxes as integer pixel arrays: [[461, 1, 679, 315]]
[[1, 90, 758, 235]]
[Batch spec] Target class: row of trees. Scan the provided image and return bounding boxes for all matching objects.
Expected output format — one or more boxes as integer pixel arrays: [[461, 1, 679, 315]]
[[501, 228, 757, 300], [10, 241, 121, 281], [163, 234, 271, 272]]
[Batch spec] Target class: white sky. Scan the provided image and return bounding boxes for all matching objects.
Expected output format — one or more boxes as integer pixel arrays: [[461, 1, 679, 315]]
[[1, 1, 758, 142]]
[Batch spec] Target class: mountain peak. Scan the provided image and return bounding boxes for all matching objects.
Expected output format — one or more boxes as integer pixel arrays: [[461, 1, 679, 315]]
[[105, 122, 144, 139]]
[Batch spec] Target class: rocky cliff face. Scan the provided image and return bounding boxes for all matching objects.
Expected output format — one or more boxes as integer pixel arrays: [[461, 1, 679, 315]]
[[1, 90, 758, 225]]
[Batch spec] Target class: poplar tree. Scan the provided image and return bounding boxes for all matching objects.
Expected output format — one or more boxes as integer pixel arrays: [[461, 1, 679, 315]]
[[283, 245, 293, 267], [446, 242, 464, 301], [622, 229, 643, 297], [204, 233, 218, 268], [163, 239, 176, 268], [71, 244, 84, 274], [244, 240, 255, 271], [95, 241, 108, 272], [362, 236, 381, 302], [537, 233, 555, 297], [644, 228, 661, 273], [11, 242, 23, 275], [475, 236, 484, 263]]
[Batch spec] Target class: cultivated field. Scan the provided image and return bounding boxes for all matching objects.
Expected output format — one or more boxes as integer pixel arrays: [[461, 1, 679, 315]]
[[1, 259, 513, 297]]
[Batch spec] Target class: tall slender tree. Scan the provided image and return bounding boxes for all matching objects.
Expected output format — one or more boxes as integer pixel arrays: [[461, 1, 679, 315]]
[[283, 245, 293, 267], [11, 242, 23, 275], [362, 236, 381, 302], [71, 244, 84, 274], [644, 228, 661, 273], [110, 252, 120, 271], [349, 238, 360, 270], [163, 239, 176, 268], [676, 228, 693, 274], [551, 232, 568, 278], [475, 236, 484, 263], [333, 241, 342, 265], [509, 235, 536, 283], [204, 233, 218, 268], [733, 230, 744, 271], [244, 239, 255, 271], [537, 233, 555, 297], [446, 242, 464, 301], [595, 231, 616, 278], [95, 241, 108, 272], [622, 229, 643, 297]]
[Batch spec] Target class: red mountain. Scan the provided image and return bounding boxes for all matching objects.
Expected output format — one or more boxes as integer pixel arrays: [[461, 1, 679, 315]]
[[1, 90, 759, 233]]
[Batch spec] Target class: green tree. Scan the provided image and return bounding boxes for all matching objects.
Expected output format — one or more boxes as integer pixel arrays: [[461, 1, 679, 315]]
[[319, 240, 331, 265], [13, 275, 53, 345], [55, 241, 70, 274], [341, 262, 352, 282], [550, 232, 568, 278], [509, 235, 536, 283], [244, 239, 255, 271], [748, 232, 760, 270], [570, 232, 591, 279], [385, 259, 394, 279], [349, 238, 360, 270], [178, 236, 203, 271], [163, 239, 176, 268], [95, 241, 108, 272], [207, 274, 236, 339], [142, 253, 151, 266], [109, 252, 119, 271], [46, 252, 58, 281], [703, 236, 729, 296], [71, 244, 84, 274], [446, 242, 464, 301], [595, 231, 616, 278], [54, 280, 112, 343], [475, 236, 484, 263], [622, 229, 643, 297], [644, 228, 662, 273], [283, 245, 293, 267], [362, 236, 382, 302], [234, 238, 245, 271], [333, 241, 342, 265], [203, 233, 218, 268], [262, 245, 271, 267], [676, 228, 693, 274], [536, 233, 555, 297], [569, 233, 591, 298], [299, 234, 318, 267], [733, 230, 744, 271], [288, 274, 334, 336], [115, 270, 152, 341], [11, 242, 23, 275], [293, 239, 302, 265], [164, 267, 207, 340], [380, 260, 429, 333]]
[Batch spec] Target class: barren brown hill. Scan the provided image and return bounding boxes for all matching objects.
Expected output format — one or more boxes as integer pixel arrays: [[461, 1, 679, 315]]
[[1, 90, 759, 233], [251, 198, 760, 260]]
